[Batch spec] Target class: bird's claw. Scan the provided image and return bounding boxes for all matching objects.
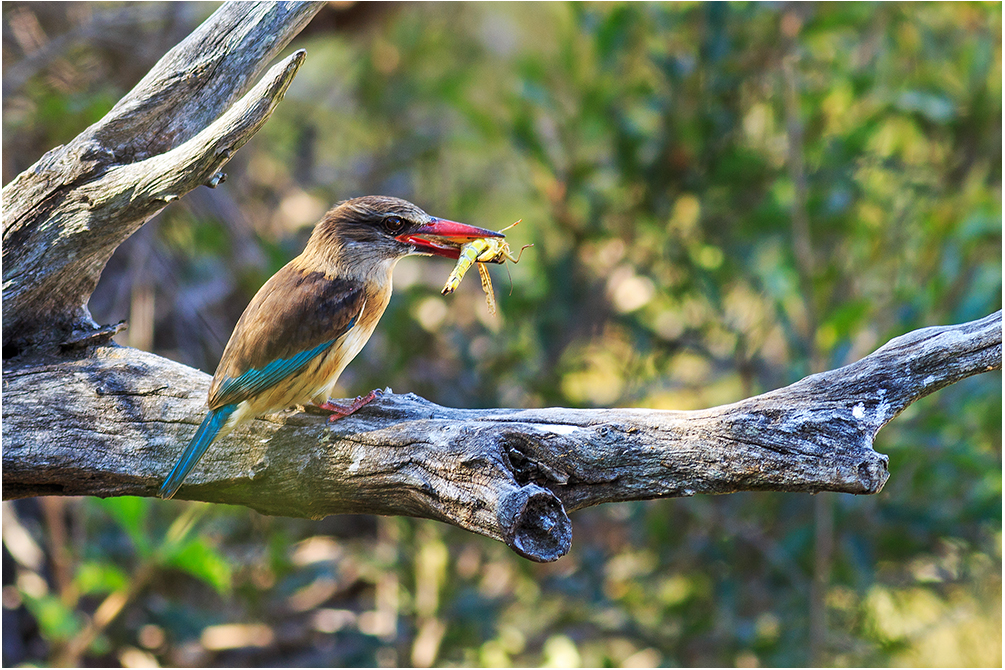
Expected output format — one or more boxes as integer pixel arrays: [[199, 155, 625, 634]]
[[319, 388, 383, 423]]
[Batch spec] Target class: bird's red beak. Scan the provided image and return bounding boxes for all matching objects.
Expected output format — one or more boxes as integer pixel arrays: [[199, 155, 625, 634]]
[[396, 218, 504, 259]]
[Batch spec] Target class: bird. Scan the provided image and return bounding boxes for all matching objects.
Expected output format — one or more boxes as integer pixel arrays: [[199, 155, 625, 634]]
[[158, 195, 502, 499]]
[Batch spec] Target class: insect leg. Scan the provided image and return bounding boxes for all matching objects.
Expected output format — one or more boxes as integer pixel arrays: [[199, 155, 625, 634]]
[[478, 262, 497, 315]]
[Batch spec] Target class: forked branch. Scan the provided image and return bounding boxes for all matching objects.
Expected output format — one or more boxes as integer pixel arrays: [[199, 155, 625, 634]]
[[1, 0, 1000, 563], [2, 1, 323, 352]]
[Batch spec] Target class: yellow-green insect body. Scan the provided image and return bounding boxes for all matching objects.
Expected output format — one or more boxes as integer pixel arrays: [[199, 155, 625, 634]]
[[440, 238, 514, 294], [440, 220, 530, 314]]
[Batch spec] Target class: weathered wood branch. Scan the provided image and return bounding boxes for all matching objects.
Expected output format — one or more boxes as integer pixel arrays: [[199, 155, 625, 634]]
[[2, 0, 324, 352], [2, 0, 1000, 564], [3, 311, 1000, 561]]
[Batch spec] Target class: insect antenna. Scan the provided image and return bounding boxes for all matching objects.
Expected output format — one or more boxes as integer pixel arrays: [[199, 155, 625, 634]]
[[499, 218, 523, 233]]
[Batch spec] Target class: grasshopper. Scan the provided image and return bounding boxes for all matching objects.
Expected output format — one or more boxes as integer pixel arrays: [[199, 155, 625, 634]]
[[440, 220, 531, 315]]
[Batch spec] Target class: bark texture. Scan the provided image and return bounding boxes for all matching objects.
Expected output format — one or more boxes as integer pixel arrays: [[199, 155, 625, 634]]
[[2, 1, 324, 353], [3, 311, 1000, 561], [2, 0, 1000, 563]]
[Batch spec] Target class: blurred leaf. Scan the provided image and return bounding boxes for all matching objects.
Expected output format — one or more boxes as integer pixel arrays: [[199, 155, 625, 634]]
[[895, 90, 956, 123], [20, 593, 83, 643], [94, 496, 152, 557], [163, 537, 233, 596], [73, 560, 130, 596]]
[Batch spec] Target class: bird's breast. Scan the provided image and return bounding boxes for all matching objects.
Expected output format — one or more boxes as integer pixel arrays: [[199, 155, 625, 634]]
[[308, 282, 391, 403]]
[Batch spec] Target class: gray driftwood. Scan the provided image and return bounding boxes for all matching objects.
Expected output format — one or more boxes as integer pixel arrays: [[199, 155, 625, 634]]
[[2, 1, 1001, 563], [3, 313, 1000, 561], [2, 1, 324, 353]]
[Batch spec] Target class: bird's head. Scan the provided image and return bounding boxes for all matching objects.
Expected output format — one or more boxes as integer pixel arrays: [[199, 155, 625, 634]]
[[308, 196, 502, 274]]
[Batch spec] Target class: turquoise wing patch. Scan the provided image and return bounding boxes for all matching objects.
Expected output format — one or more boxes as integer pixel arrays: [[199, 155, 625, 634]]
[[213, 337, 337, 407]]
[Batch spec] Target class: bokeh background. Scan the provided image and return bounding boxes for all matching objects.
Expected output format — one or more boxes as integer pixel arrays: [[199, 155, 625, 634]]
[[2, 1, 1001, 667]]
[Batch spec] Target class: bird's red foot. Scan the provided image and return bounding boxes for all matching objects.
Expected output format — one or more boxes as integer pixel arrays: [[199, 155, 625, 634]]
[[318, 389, 382, 423]]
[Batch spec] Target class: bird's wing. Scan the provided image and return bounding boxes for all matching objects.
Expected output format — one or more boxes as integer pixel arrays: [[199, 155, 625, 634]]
[[208, 265, 366, 409]]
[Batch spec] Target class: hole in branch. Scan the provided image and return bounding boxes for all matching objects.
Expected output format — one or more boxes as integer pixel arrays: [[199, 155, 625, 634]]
[[501, 435, 569, 487]]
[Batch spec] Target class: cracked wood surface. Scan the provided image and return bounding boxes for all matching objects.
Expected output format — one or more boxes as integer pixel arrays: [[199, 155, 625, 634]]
[[1, 0, 1000, 563], [1, 1, 324, 352], [3, 311, 999, 561]]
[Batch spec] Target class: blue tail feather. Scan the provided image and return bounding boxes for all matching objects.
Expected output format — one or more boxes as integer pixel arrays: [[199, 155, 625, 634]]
[[159, 404, 237, 500]]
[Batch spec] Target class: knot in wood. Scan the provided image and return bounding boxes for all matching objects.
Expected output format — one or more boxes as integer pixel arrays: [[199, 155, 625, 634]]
[[498, 484, 572, 562]]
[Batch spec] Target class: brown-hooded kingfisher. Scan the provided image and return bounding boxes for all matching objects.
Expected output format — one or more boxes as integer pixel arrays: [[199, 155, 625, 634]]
[[158, 195, 501, 499]]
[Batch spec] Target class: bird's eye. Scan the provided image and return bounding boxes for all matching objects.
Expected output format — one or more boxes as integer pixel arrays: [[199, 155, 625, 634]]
[[383, 216, 406, 233]]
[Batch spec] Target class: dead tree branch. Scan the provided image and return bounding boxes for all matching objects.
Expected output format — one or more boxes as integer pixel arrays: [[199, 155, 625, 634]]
[[2, 0, 1000, 563], [2, 0, 324, 353], [3, 311, 1000, 561]]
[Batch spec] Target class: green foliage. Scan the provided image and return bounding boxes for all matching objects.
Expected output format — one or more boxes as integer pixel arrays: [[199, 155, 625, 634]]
[[3, 1, 1000, 667], [94, 496, 153, 557], [161, 537, 233, 596], [19, 592, 84, 644], [73, 560, 130, 596]]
